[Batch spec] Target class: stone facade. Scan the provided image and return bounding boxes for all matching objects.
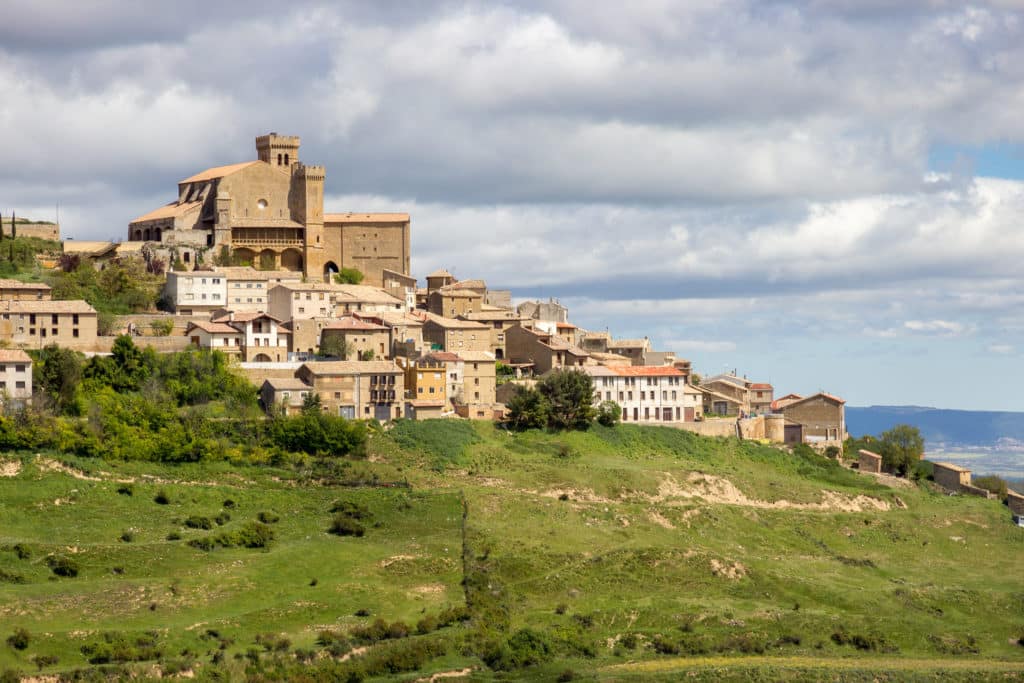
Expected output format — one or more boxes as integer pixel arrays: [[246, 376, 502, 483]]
[[320, 317, 391, 360], [422, 314, 490, 354], [128, 133, 411, 285], [776, 393, 846, 442], [295, 360, 404, 420], [0, 300, 98, 351], [933, 462, 972, 491], [460, 309, 530, 360], [858, 449, 883, 474], [215, 267, 302, 312], [458, 351, 497, 413], [505, 324, 589, 375], [1, 219, 59, 241], [0, 279, 51, 301]]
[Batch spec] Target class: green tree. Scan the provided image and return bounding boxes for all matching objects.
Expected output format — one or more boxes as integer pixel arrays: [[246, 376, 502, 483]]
[[505, 386, 549, 431], [596, 400, 621, 427], [333, 267, 364, 285], [33, 345, 84, 415], [318, 335, 352, 360], [690, 372, 701, 386], [878, 424, 924, 476], [537, 369, 596, 431], [150, 319, 174, 336], [302, 392, 323, 415], [9, 212, 15, 240], [359, 349, 375, 361]]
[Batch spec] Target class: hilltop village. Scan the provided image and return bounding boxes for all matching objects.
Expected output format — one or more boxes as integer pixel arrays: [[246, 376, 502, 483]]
[[2, 132, 846, 446]]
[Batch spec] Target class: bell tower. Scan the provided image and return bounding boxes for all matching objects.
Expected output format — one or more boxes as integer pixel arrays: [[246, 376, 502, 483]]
[[255, 132, 300, 169]]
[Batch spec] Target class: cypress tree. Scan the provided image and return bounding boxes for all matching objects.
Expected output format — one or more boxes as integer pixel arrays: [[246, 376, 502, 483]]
[[10, 211, 16, 240]]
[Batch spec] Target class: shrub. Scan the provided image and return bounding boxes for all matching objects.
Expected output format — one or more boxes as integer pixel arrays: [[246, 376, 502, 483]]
[[329, 515, 365, 537], [824, 445, 841, 459], [31, 654, 58, 671], [188, 537, 216, 551], [482, 628, 552, 671], [80, 631, 162, 664], [354, 608, 371, 617], [119, 530, 134, 543], [557, 670, 576, 682], [416, 615, 438, 634], [620, 633, 638, 650], [116, 483, 134, 496], [555, 603, 568, 615], [651, 634, 680, 655], [330, 500, 372, 519], [154, 490, 171, 505], [222, 499, 236, 509], [596, 400, 621, 427], [0, 570, 25, 584], [349, 619, 412, 644], [257, 511, 280, 524], [228, 521, 275, 549], [184, 515, 213, 530], [166, 531, 182, 541], [12, 543, 30, 560], [214, 511, 231, 526], [974, 475, 1008, 502], [46, 554, 79, 577], [255, 633, 291, 652], [6, 628, 29, 650]]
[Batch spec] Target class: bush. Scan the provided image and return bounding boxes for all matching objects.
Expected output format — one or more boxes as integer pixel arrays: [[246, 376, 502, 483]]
[[416, 615, 438, 634], [255, 633, 291, 652], [330, 500, 372, 519], [222, 499, 236, 509], [329, 514, 366, 537], [596, 400, 621, 427], [482, 628, 552, 671], [974, 475, 1008, 502], [80, 631, 162, 664], [154, 490, 171, 505], [188, 537, 216, 551], [0, 570, 25, 584], [11, 543, 30, 560], [557, 670, 576, 682], [46, 554, 79, 577], [31, 654, 58, 671], [620, 633, 638, 650], [651, 634, 680, 655], [119, 530, 134, 543], [184, 515, 213, 530], [6, 628, 29, 650], [166, 531, 182, 541], [257, 511, 280, 524], [437, 605, 470, 627], [116, 483, 134, 496]]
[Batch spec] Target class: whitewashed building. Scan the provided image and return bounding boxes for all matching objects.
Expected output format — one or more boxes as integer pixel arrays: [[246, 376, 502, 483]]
[[583, 365, 698, 423]]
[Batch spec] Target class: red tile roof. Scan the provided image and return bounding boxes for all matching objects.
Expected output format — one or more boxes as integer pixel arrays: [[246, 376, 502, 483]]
[[750, 383, 773, 390], [608, 366, 685, 377]]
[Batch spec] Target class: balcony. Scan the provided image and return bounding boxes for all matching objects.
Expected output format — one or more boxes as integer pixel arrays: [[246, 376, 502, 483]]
[[231, 237, 303, 247]]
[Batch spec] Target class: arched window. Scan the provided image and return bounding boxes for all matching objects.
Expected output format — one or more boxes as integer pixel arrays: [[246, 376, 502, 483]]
[[277, 153, 282, 165], [284, 153, 290, 165]]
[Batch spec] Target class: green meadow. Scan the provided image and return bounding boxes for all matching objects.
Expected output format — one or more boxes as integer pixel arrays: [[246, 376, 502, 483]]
[[1, 421, 1022, 681]]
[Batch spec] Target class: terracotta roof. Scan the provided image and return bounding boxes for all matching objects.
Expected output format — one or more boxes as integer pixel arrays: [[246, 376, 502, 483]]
[[933, 461, 970, 473], [433, 289, 480, 299], [0, 349, 32, 362], [210, 311, 282, 324], [300, 360, 401, 376], [323, 316, 388, 332], [780, 392, 846, 408], [607, 366, 684, 377], [334, 286, 404, 305], [131, 200, 202, 224], [181, 161, 259, 184], [0, 300, 96, 313], [426, 269, 452, 278], [186, 320, 239, 334], [858, 449, 882, 460], [442, 279, 486, 291], [457, 351, 496, 362], [422, 352, 461, 363], [262, 377, 312, 391], [0, 279, 50, 290], [750, 383, 773, 390], [323, 212, 410, 223], [423, 313, 488, 330], [555, 322, 577, 329], [366, 311, 425, 327], [214, 267, 303, 281]]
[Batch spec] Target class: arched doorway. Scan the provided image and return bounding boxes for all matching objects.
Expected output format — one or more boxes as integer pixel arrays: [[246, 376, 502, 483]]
[[143, 228, 151, 241], [323, 261, 339, 283], [252, 353, 272, 363], [280, 248, 303, 272], [233, 248, 256, 266], [258, 249, 277, 270], [154, 228, 162, 242]]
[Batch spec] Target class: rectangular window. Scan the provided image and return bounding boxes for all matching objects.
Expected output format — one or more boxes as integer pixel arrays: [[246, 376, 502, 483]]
[[52, 328, 58, 336], [73, 329, 79, 338], [52, 314, 58, 324], [15, 365, 24, 373], [15, 381, 24, 389]]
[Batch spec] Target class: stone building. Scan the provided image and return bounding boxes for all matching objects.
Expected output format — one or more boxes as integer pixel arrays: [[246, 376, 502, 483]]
[[517, 298, 569, 324], [932, 462, 972, 491], [777, 392, 846, 443], [858, 449, 883, 474], [505, 324, 589, 375], [164, 271, 227, 315], [422, 314, 490, 354], [0, 349, 33, 406], [215, 267, 303, 312], [0, 300, 98, 351], [319, 317, 391, 360], [209, 311, 291, 362], [457, 351, 497, 417], [294, 360, 404, 420], [460, 308, 530, 360], [0, 279, 51, 301], [128, 133, 411, 285]]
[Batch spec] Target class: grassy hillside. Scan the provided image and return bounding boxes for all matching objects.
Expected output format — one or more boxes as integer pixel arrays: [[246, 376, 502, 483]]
[[1, 422, 1023, 681]]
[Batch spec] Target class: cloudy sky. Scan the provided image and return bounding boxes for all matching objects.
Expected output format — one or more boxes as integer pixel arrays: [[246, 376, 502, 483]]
[[2, 1, 1023, 410]]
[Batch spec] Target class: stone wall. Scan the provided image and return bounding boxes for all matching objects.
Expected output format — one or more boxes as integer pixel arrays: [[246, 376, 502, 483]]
[[671, 419, 738, 438], [737, 415, 764, 440], [933, 462, 972, 491], [1008, 490, 1024, 517], [858, 449, 882, 474], [2, 220, 60, 241]]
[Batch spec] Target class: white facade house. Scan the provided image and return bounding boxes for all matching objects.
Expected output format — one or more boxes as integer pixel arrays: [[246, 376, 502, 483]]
[[210, 311, 291, 362], [0, 349, 32, 406], [165, 271, 227, 315], [215, 267, 302, 313], [184, 320, 242, 353], [584, 365, 697, 423]]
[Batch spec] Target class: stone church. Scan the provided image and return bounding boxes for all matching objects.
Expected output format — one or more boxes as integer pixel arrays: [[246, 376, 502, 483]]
[[128, 133, 410, 285]]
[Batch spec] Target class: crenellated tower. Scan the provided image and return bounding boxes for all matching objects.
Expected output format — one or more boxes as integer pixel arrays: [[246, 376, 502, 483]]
[[256, 132, 301, 169]]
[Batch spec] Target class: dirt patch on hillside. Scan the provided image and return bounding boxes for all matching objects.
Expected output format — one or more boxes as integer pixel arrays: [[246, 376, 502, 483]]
[[710, 559, 747, 580], [648, 510, 675, 529], [540, 487, 617, 504], [0, 459, 21, 477], [409, 583, 446, 595], [417, 668, 475, 682], [652, 473, 891, 512], [37, 457, 103, 481], [379, 554, 418, 568]]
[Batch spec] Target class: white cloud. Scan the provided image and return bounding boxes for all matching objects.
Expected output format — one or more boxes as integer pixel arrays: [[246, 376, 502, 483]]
[[903, 319, 972, 336]]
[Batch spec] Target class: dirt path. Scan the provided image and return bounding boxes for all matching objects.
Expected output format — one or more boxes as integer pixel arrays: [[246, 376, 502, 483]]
[[0, 459, 21, 477]]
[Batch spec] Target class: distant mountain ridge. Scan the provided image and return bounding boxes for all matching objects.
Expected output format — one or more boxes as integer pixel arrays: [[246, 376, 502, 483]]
[[846, 405, 1024, 449]]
